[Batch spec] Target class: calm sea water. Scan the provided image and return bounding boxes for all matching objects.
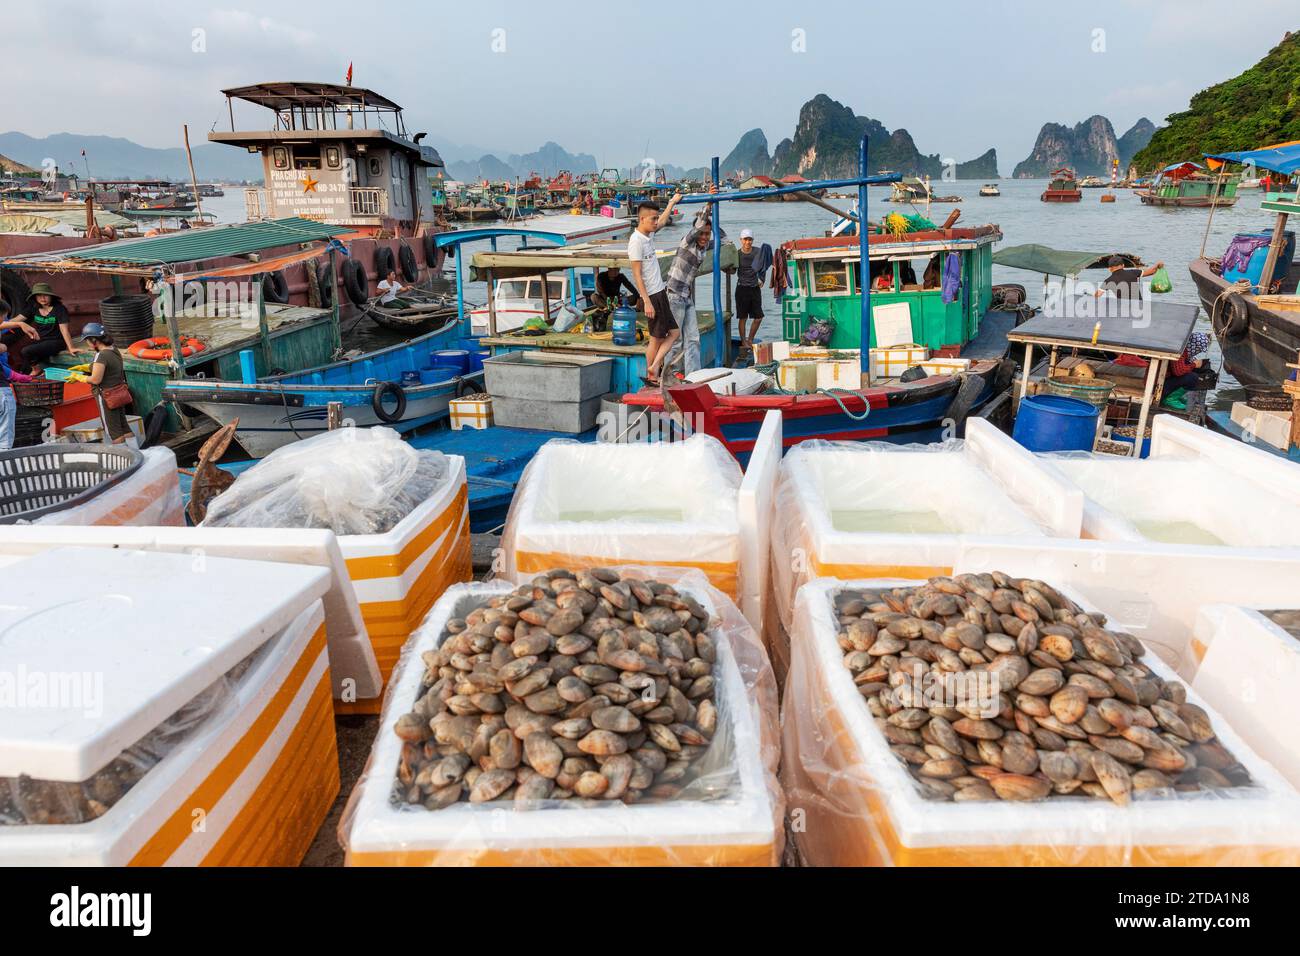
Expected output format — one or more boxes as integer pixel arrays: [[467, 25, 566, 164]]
[[204, 178, 1272, 403]]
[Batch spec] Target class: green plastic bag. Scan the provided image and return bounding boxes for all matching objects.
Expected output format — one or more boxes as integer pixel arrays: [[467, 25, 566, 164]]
[[1149, 266, 1172, 294], [1163, 387, 1187, 410]]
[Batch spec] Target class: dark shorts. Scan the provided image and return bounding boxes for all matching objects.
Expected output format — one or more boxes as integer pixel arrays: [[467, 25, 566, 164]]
[[646, 289, 676, 338], [736, 285, 764, 320]]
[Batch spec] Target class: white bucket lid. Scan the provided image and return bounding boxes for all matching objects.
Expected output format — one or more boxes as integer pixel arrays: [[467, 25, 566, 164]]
[[0, 546, 329, 781]]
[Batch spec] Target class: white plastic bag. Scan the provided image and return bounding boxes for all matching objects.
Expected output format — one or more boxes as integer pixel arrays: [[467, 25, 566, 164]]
[[203, 427, 448, 536]]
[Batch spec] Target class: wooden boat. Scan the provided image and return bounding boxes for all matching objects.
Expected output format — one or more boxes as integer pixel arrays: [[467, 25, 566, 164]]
[[364, 293, 461, 332], [978, 183, 1000, 196], [890, 177, 960, 203], [453, 205, 500, 222], [1139, 162, 1238, 207], [1041, 168, 1082, 202], [162, 317, 480, 457], [1188, 143, 1300, 386]]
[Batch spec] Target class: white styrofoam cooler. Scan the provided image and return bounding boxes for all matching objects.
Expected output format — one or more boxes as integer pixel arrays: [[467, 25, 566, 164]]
[[0, 547, 339, 865], [783, 577, 1300, 866], [342, 580, 779, 866]]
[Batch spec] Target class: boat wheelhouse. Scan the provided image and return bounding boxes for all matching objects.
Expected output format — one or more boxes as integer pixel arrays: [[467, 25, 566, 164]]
[[1041, 168, 1082, 202], [1139, 161, 1239, 207], [979, 183, 1001, 196]]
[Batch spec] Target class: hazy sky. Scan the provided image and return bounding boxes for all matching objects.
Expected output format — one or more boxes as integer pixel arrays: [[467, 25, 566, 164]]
[[6, 0, 1295, 170]]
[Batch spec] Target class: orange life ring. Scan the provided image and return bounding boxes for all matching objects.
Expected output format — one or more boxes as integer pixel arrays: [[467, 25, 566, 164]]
[[128, 336, 206, 360]]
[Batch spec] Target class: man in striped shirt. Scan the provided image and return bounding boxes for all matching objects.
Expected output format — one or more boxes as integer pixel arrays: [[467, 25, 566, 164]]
[[663, 184, 722, 377]]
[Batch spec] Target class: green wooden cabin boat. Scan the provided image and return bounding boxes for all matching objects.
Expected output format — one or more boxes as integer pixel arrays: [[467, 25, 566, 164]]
[[1140, 162, 1238, 207]]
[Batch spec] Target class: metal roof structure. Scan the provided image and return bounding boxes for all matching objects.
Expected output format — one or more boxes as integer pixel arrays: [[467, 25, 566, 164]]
[[221, 82, 403, 113]]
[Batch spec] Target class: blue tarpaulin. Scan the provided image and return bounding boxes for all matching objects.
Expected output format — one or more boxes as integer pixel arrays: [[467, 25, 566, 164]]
[[1205, 141, 1300, 176]]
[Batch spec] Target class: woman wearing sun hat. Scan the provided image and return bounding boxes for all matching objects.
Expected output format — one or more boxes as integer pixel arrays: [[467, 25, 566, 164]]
[[5, 282, 77, 371]]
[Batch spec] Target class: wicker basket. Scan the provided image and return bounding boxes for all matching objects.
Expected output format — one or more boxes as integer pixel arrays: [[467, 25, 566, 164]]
[[12, 379, 64, 407], [1245, 385, 1293, 411], [1045, 375, 1116, 410]]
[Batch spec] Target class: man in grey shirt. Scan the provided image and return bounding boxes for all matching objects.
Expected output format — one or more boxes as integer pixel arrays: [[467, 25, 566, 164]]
[[663, 184, 721, 377]]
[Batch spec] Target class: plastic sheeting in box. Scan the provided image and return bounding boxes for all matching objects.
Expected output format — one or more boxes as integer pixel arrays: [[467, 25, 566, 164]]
[[34, 447, 183, 527], [1039, 452, 1300, 546], [0, 549, 338, 865], [1193, 605, 1300, 791], [340, 568, 783, 866], [502, 435, 744, 599], [770, 439, 1047, 675], [781, 577, 1300, 866]]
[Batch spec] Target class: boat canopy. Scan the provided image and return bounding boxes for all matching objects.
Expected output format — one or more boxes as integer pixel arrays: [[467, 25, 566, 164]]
[[992, 243, 1142, 277], [0, 217, 352, 275], [469, 241, 681, 280], [221, 82, 403, 113], [1205, 140, 1300, 176], [434, 215, 629, 251], [1157, 161, 1204, 179]]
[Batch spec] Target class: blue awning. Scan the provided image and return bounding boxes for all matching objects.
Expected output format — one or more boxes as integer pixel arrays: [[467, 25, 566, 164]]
[[1205, 141, 1300, 176]]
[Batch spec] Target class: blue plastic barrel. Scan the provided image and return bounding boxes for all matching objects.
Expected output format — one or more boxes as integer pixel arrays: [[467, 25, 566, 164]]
[[419, 367, 451, 385], [431, 349, 470, 374], [1012, 395, 1099, 452], [611, 302, 637, 347]]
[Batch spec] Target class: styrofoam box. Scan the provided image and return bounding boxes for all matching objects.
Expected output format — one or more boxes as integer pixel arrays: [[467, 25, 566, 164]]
[[736, 412, 782, 636], [343, 582, 778, 866], [337, 454, 473, 712], [0, 548, 338, 865], [503, 436, 743, 599], [783, 577, 1300, 866], [34, 447, 183, 527], [771, 438, 1048, 637], [0, 525, 381, 704], [1193, 605, 1300, 791], [1150, 415, 1300, 506], [1230, 403, 1292, 452]]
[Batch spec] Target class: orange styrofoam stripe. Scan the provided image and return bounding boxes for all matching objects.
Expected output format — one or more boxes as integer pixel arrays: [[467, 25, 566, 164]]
[[809, 558, 952, 581], [128, 625, 329, 866], [92, 474, 182, 527], [346, 840, 777, 867], [1191, 637, 1208, 662], [201, 676, 339, 866], [344, 485, 468, 580], [515, 550, 739, 598], [793, 646, 1300, 867]]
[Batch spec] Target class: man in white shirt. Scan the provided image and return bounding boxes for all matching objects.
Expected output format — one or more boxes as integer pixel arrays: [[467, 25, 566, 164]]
[[628, 197, 681, 385], [376, 268, 405, 306]]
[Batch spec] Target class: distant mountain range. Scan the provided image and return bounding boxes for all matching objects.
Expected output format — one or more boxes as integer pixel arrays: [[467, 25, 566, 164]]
[[1012, 116, 1155, 178], [442, 141, 600, 183], [0, 131, 263, 182], [720, 94, 1000, 180]]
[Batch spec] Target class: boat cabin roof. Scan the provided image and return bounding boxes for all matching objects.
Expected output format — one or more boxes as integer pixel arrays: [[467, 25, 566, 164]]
[[992, 243, 1142, 276], [1008, 297, 1199, 361], [469, 239, 675, 279], [435, 215, 630, 250], [222, 81, 403, 113], [785, 226, 1001, 262]]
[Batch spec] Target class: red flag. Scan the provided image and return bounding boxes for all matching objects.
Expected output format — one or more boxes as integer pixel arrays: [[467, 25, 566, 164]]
[[80, 149, 86, 156], [345, 62, 353, 86]]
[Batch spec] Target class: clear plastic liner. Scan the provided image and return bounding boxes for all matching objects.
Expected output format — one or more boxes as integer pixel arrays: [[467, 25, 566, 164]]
[[781, 578, 1300, 866], [0, 649, 258, 827], [501, 435, 745, 598], [203, 427, 449, 536], [339, 567, 783, 866], [771, 439, 1045, 638], [1036, 451, 1300, 546]]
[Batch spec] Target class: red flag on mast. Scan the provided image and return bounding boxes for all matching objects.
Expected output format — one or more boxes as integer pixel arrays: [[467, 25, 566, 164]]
[[345, 62, 353, 86]]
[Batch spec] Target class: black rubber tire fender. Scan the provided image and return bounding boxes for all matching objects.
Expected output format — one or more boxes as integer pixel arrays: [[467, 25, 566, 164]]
[[423, 232, 439, 267], [342, 258, 369, 306], [262, 269, 290, 304], [316, 261, 336, 307], [1214, 292, 1249, 340], [374, 245, 396, 279], [398, 242, 419, 283], [371, 381, 407, 423], [1, 270, 32, 318]]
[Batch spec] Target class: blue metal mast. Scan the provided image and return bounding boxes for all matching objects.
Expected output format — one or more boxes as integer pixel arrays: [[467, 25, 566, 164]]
[[710, 155, 723, 366], [859, 136, 870, 376]]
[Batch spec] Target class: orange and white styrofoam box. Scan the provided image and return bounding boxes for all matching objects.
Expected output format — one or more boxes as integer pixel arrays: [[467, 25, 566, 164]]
[[736, 412, 782, 637], [336, 454, 472, 713], [34, 447, 183, 527], [782, 577, 1300, 867], [0, 547, 338, 865], [341, 575, 782, 866], [0, 525, 382, 707], [1193, 605, 1300, 791], [449, 397, 493, 431], [770, 438, 1047, 641], [502, 435, 744, 600]]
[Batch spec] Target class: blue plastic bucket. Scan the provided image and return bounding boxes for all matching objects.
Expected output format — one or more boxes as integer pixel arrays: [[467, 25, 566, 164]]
[[1012, 394, 1099, 452], [431, 349, 470, 374], [418, 366, 451, 385], [1111, 433, 1151, 458]]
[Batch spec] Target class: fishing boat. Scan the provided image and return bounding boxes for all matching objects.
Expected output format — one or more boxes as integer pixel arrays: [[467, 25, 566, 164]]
[[979, 183, 1000, 196], [1040, 168, 1082, 202], [1078, 176, 1106, 188], [1139, 161, 1239, 207], [363, 289, 461, 332], [453, 204, 501, 222], [1189, 142, 1300, 387], [890, 177, 960, 204], [162, 316, 481, 457]]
